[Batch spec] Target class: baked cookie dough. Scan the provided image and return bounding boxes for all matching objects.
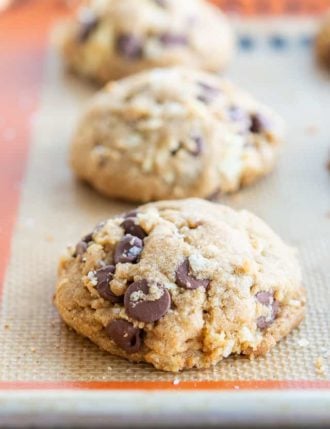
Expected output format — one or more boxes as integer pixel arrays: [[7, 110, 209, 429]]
[[315, 12, 330, 70], [54, 198, 305, 372], [70, 67, 284, 202], [57, 0, 234, 83]]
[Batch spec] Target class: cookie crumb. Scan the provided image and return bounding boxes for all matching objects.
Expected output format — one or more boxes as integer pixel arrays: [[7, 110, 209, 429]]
[[4, 323, 10, 330], [320, 346, 330, 358], [296, 338, 309, 348], [30, 347, 36, 353], [87, 270, 98, 286], [289, 299, 301, 307], [314, 357, 326, 376], [45, 234, 54, 242], [130, 283, 164, 303]]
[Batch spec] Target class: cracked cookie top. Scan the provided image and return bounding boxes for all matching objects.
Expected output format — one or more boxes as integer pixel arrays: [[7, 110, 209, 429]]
[[70, 67, 284, 202], [55, 198, 305, 372], [57, 0, 234, 83]]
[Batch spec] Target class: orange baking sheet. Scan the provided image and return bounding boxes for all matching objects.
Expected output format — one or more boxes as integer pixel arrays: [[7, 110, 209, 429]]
[[0, 0, 330, 394]]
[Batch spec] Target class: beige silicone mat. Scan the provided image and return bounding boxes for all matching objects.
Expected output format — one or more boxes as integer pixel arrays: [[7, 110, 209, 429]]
[[0, 19, 329, 383]]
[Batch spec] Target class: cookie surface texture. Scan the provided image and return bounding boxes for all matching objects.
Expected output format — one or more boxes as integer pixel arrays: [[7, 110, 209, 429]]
[[70, 68, 284, 202], [57, 0, 234, 83], [54, 199, 305, 372]]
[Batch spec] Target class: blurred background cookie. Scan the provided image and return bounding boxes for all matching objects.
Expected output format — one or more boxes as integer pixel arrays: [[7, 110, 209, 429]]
[[315, 11, 330, 70], [56, 0, 234, 83], [70, 68, 284, 202]]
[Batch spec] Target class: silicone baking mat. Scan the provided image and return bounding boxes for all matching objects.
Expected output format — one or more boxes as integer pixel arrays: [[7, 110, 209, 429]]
[[0, 1, 329, 427]]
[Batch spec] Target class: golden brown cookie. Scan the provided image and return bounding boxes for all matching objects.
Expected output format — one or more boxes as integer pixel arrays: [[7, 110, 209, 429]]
[[57, 0, 234, 83], [54, 199, 305, 372], [70, 67, 284, 202], [315, 12, 330, 70]]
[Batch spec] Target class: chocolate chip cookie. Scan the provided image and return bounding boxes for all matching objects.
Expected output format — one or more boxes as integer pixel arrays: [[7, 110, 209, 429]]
[[56, 0, 234, 83], [54, 199, 305, 372], [70, 67, 283, 202], [316, 12, 330, 70]]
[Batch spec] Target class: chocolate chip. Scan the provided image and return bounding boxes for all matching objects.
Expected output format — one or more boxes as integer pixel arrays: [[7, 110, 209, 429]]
[[256, 291, 279, 330], [106, 319, 143, 353], [116, 33, 143, 59], [175, 259, 209, 290], [256, 291, 273, 306], [229, 106, 248, 122], [190, 136, 203, 156], [256, 316, 270, 330], [94, 220, 106, 233], [77, 9, 99, 42], [256, 309, 278, 329], [250, 113, 270, 134], [82, 232, 93, 243], [121, 218, 147, 240], [170, 142, 183, 156], [197, 95, 209, 104], [153, 0, 167, 7], [114, 235, 143, 264], [272, 300, 280, 319], [75, 241, 88, 256], [75, 232, 93, 257], [123, 210, 138, 219], [207, 188, 221, 202], [196, 82, 220, 104], [95, 265, 121, 303], [159, 32, 188, 46], [198, 82, 220, 94], [124, 280, 171, 323]]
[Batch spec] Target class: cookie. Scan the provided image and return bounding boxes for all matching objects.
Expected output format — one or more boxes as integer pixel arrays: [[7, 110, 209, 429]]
[[315, 12, 330, 70], [56, 0, 234, 83], [54, 198, 305, 372], [70, 67, 284, 202]]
